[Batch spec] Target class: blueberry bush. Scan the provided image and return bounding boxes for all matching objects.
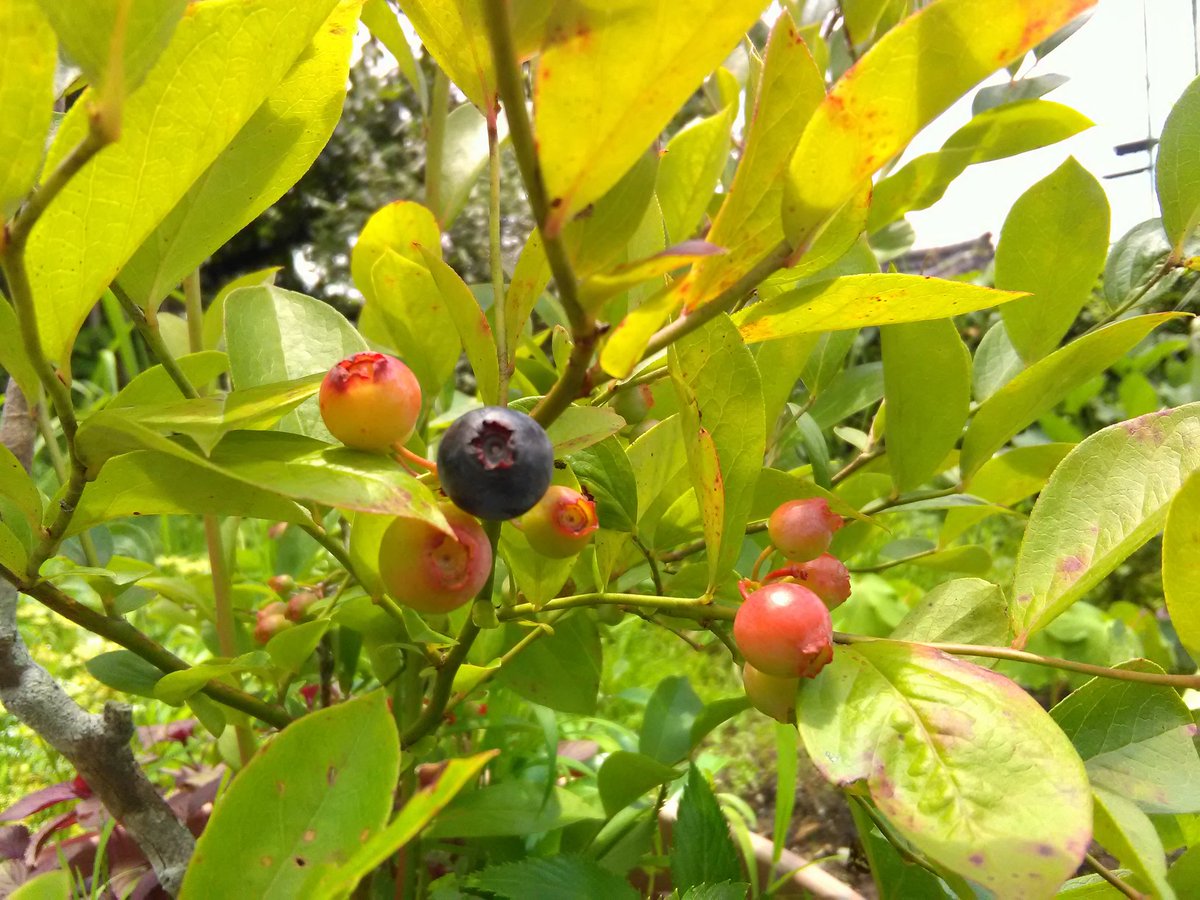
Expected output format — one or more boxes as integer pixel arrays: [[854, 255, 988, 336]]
[[2, 1, 1200, 898]]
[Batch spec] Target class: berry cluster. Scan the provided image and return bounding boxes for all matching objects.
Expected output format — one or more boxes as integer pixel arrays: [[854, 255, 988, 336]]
[[735, 499, 849, 724], [317, 353, 600, 616]]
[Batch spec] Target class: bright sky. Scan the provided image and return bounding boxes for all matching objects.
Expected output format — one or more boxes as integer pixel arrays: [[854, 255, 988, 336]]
[[903, 0, 1198, 248]]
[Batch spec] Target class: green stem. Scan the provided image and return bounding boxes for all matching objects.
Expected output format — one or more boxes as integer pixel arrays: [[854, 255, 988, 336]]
[[183, 271, 204, 357], [481, 0, 594, 428], [488, 107, 509, 404], [833, 632, 1200, 689], [111, 284, 199, 400], [0, 567, 291, 729], [848, 548, 937, 574], [1088, 259, 1176, 333], [632, 536, 663, 595], [34, 394, 68, 483], [425, 70, 449, 220], [446, 612, 563, 712], [499, 592, 733, 623], [1084, 853, 1143, 900], [861, 485, 956, 515]]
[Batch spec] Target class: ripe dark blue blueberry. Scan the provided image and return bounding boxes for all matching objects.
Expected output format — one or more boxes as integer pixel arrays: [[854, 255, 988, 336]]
[[436, 406, 554, 520]]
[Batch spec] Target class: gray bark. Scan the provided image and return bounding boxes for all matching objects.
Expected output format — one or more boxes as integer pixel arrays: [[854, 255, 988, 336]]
[[0, 378, 194, 894]]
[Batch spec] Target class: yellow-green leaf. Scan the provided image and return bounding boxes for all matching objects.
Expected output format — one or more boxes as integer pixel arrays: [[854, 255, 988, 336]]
[[882, 318, 971, 492], [26, 0, 341, 365], [579, 242, 723, 311], [733, 273, 1024, 343], [669, 314, 765, 589], [784, 0, 1097, 248], [1163, 469, 1200, 660], [118, 0, 361, 312], [535, 0, 768, 236], [36, 0, 186, 100], [997, 157, 1109, 363], [0, 0, 55, 217], [397, 0, 493, 109], [1157, 74, 1200, 256], [361, 0, 425, 106], [959, 314, 1180, 484], [867, 99, 1094, 233], [416, 247, 500, 405], [683, 12, 825, 308]]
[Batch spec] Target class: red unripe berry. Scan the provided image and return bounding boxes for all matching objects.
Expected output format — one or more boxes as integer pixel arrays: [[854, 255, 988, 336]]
[[520, 486, 599, 558], [613, 384, 655, 426], [267, 574, 295, 596], [733, 581, 833, 678], [254, 611, 292, 644], [379, 505, 492, 614], [742, 664, 799, 723], [285, 590, 320, 621], [764, 553, 851, 609], [319, 352, 422, 452], [767, 498, 844, 562]]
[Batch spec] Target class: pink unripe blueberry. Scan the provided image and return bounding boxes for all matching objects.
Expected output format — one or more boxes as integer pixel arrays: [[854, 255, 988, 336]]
[[379, 505, 492, 614], [733, 581, 833, 678], [285, 590, 320, 622], [254, 604, 293, 644], [767, 498, 845, 562], [319, 352, 422, 452], [742, 664, 799, 723], [520, 486, 599, 558], [765, 553, 851, 610]]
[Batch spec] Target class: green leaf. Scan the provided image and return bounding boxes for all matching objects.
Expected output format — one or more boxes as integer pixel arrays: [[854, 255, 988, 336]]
[[734, 274, 1024, 343], [85, 653, 165, 702], [0, 523, 27, 574], [500, 525, 575, 607], [27, 0, 341, 365], [70, 450, 308, 535], [266, 620, 331, 674], [1156, 74, 1200, 254], [960, 314, 1180, 483], [868, 100, 1093, 232], [679, 884, 751, 900], [567, 438, 637, 533], [397, 0, 493, 109], [997, 158, 1110, 362], [669, 314, 765, 589], [1051, 660, 1200, 815], [111, 350, 229, 408], [0, 300, 39, 399], [425, 781, 602, 839], [416, 247, 499, 405], [0, 443, 41, 535], [187, 693, 227, 739], [77, 374, 324, 461], [972, 73, 1070, 114], [562, 151, 660, 280], [7, 871, 70, 900], [493, 613, 601, 714], [119, 1, 359, 311], [534, 0, 766, 235], [541, 404, 626, 456], [809, 362, 884, 431], [155, 654, 268, 706], [797, 640, 1091, 896], [1010, 403, 1200, 644], [941, 443, 1073, 545], [1092, 787, 1176, 900], [208, 431, 447, 518], [784, 0, 1092, 247], [579, 242, 724, 312], [469, 855, 638, 900], [301, 752, 494, 899], [203, 268, 280, 351], [360, 0, 425, 108], [0, 0, 56, 217], [882, 318, 971, 492], [640, 676, 704, 765], [180, 692, 399, 900], [598, 751, 683, 817], [430, 101, 507, 226], [37, 0, 185, 98], [891, 578, 1010, 646], [1165, 469, 1200, 659], [657, 70, 738, 244], [224, 285, 367, 441], [1105, 219, 1175, 308], [671, 767, 743, 892], [971, 320, 1024, 402]]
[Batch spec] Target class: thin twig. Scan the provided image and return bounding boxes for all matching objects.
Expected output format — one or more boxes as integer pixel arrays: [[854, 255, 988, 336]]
[[1083, 853, 1144, 900], [632, 535, 664, 595], [487, 106, 510, 404]]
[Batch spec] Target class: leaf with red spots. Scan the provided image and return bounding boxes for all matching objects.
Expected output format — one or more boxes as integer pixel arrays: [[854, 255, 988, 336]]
[[732, 274, 1024, 344], [784, 0, 1097, 249], [1165, 470, 1200, 660], [180, 691, 399, 900], [797, 640, 1091, 898], [669, 314, 765, 591], [533, 0, 767, 235], [1010, 403, 1200, 645]]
